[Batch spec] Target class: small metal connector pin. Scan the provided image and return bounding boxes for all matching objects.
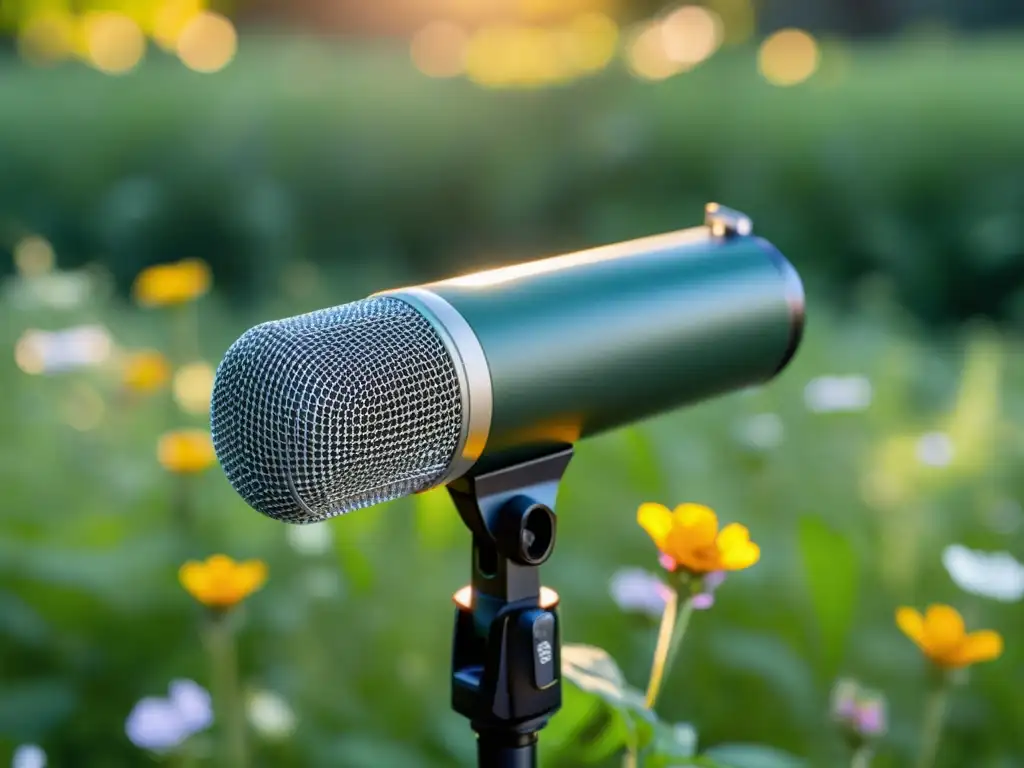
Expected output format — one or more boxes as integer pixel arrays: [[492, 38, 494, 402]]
[[705, 203, 753, 239]]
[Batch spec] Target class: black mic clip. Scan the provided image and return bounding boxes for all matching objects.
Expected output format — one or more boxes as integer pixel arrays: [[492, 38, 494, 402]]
[[446, 447, 574, 768]]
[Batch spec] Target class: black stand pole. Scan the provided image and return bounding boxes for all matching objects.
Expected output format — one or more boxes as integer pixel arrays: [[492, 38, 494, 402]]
[[446, 447, 573, 768]]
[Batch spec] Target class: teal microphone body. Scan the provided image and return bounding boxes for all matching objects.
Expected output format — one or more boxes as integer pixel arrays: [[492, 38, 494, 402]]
[[211, 204, 805, 523]]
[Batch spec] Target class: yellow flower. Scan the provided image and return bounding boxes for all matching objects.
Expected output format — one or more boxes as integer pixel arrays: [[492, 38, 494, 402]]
[[896, 604, 1003, 669], [132, 258, 211, 307], [122, 349, 171, 393], [179, 554, 267, 609], [638, 502, 760, 574], [158, 429, 216, 474]]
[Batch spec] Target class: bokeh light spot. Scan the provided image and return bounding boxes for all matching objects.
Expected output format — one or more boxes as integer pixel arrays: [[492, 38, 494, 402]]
[[18, 12, 76, 66], [627, 24, 679, 82], [410, 21, 468, 79], [15, 332, 46, 375], [173, 362, 216, 415], [465, 25, 571, 88], [14, 236, 56, 277], [153, 0, 206, 50], [82, 12, 145, 75], [758, 28, 820, 86], [562, 13, 619, 74], [177, 12, 237, 73], [15, 326, 113, 376], [661, 6, 723, 67]]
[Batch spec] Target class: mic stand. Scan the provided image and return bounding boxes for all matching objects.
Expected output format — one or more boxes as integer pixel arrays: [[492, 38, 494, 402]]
[[446, 447, 574, 768]]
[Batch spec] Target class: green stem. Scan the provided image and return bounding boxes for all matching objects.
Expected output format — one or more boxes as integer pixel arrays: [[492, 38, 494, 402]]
[[851, 746, 873, 768], [644, 589, 695, 711], [204, 612, 248, 768], [170, 750, 198, 768], [915, 674, 951, 768]]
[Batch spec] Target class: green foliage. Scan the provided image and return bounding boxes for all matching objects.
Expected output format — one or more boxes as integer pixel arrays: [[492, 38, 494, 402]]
[[1, 38, 1024, 324], [2, 38, 1024, 768], [798, 516, 859, 681], [701, 744, 807, 768], [2, 260, 1023, 765]]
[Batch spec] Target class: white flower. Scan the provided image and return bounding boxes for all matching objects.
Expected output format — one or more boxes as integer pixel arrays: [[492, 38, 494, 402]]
[[12, 744, 46, 768], [736, 413, 784, 450], [14, 325, 112, 375], [247, 690, 297, 739], [942, 544, 1024, 603], [286, 522, 333, 556], [609, 568, 671, 619], [916, 432, 954, 468], [803, 376, 872, 413]]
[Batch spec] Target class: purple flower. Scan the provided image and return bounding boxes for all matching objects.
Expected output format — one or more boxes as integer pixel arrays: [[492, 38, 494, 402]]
[[692, 570, 726, 611], [831, 678, 859, 718], [126, 679, 212, 752], [609, 568, 672, 619], [169, 679, 213, 732], [830, 679, 887, 740], [12, 744, 46, 768], [855, 697, 886, 737]]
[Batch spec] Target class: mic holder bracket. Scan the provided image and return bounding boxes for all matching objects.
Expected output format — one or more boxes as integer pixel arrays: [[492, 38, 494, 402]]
[[446, 447, 574, 767]]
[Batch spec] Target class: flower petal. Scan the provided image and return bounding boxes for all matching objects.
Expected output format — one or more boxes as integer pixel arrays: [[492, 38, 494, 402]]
[[948, 630, 1003, 668], [923, 604, 965, 656], [179, 561, 209, 602], [895, 607, 927, 649], [236, 560, 269, 598], [673, 503, 718, 544], [719, 540, 760, 570], [717, 523, 752, 550], [638, 503, 674, 549], [669, 541, 722, 574]]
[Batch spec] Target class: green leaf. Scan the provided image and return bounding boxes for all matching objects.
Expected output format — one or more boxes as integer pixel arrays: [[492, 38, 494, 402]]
[[561, 644, 652, 719], [701, 744, 808, 768], [708, 632, 816, 720], [543, 683, 630, 764], [643, 720, 699, 765], [797, 516, 859, 679], [561, 644, 657, 757]]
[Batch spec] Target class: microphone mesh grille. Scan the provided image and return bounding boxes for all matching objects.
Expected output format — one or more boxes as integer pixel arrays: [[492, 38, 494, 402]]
[[211, 297, 464, 523]]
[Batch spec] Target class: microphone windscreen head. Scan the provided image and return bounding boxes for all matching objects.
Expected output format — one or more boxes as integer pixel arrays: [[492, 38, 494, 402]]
[[211, 297, 464, 523]]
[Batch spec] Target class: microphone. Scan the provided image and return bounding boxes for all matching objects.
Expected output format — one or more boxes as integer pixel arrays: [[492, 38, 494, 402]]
[[211, 204, 804, 524]]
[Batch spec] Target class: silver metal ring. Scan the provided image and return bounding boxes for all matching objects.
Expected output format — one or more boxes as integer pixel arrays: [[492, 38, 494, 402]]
[[377, 287, 493, 483]]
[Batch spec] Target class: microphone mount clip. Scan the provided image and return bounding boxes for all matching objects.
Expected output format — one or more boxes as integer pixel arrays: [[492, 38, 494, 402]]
[[446, 447, 574, 768]]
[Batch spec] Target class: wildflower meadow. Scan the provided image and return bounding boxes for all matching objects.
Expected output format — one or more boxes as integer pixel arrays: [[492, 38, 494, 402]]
[[5, 229, 1023, 766], [2, 8, 1024, 768]]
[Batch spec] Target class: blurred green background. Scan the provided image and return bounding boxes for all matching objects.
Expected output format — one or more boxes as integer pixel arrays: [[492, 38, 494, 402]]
[[1, 0, 1023, 765]]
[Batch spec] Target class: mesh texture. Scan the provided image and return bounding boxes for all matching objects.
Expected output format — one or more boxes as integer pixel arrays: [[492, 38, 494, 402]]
[[211, 297, 464, 523]]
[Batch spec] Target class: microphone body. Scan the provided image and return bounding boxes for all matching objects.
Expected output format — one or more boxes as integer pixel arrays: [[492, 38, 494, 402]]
[[211, 210, 804, 523], [384, 226, 802, 475]]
